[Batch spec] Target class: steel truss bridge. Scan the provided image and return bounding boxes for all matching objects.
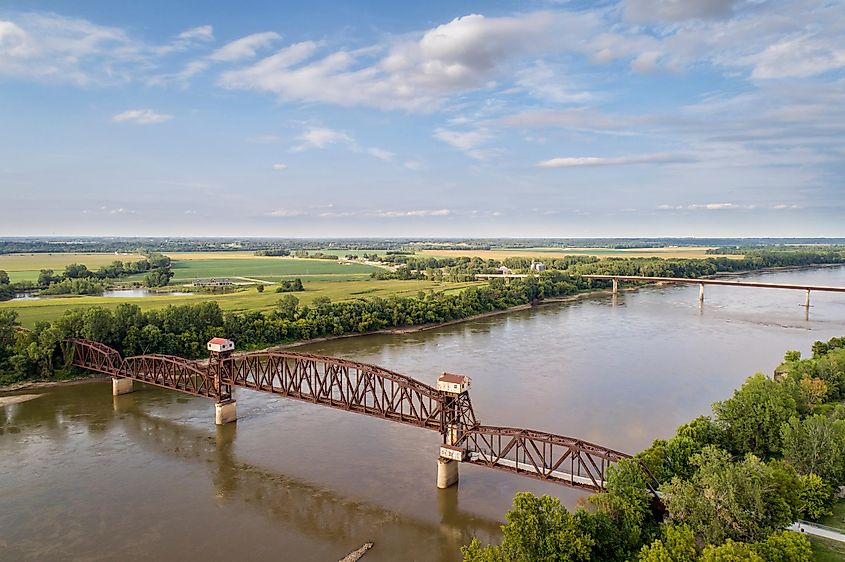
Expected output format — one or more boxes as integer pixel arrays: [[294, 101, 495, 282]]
[[62, 338, 658, 494]]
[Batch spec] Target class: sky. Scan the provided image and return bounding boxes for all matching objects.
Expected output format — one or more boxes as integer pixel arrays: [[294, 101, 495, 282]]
[[0, 0, 843, 237]]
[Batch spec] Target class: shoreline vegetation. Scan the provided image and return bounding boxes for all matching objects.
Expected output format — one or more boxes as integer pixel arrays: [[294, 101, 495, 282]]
[[2, 250, 845, 388], [462, 334, 845, 561]]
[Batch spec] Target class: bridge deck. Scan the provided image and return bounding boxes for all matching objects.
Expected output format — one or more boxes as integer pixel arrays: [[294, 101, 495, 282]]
[[61, 338, 658, 493], [583, 274, 845, 292]]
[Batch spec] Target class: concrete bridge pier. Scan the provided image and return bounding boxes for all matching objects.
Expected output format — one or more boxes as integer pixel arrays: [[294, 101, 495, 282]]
[[215, 399, 238, 425], [698, 283, 705, 303], [612, 279, 619, 295], [437, 458, 459, 489], [804, 289, 811, 308], [112, 377, 134, 396]]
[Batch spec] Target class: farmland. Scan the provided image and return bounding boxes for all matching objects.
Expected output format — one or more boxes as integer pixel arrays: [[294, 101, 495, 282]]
[[0, 252, 144, 283], [143, 252, 382, 283], [0, 250, 482, 328], [418, 246, 728, 260]]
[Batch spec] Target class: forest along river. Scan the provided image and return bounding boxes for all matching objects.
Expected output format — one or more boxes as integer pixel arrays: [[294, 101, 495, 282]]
[[2, 266, 845, 561]]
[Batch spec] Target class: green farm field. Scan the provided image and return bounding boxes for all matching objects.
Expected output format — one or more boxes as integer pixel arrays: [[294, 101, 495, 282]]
[[166, 256, 380, 282], [419, 246, 734, 260], [0, 252, 144, 282], [1, 279, 482, 328]]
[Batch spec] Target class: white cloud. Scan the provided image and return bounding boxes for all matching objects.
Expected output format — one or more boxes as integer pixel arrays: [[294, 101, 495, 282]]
[[377, 209, 451, 217], [657, 202, 755, 210], [177, 25, 214, 42], [272, 163, 288, 170], [112, 109, 174, 125], [210, 32, 281, 62], [434, 127, 495, 159], [219, 12, 595, 111], [536, 153, 693, 168], [404, 160, 424, 170], [268, 209, 305, 217], [293, 126, 354, 151], [367, 147, 394, 161]]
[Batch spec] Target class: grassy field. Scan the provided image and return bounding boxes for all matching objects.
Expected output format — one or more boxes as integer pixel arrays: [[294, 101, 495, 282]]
[[1, 279, 482, 328], [810, 535, 845, 561], [165, 256, 379, 282], [0, 252, 144, 282], [419, 247, 732, 260], [819, 499, 845, 532]]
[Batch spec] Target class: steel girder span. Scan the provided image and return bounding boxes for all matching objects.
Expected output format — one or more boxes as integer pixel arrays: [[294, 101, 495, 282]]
[[61, 338, 654, 493]]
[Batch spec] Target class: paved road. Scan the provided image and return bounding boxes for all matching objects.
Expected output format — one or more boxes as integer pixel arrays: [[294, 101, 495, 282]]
[[788, 521, 845, 543]]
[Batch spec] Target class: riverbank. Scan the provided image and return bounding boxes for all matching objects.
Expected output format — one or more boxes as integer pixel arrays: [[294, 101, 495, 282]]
[[278, 287, 623, 349], [0, 374, 105, 394]]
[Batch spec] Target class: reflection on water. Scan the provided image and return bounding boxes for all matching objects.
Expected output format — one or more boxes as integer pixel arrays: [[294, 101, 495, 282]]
[[1, 266, 844, 561], [11, 288, 192, 301]]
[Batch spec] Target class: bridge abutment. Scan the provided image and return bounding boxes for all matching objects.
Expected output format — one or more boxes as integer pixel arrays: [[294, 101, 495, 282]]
[[437, 458, 459, 489], [112, 377, 134, 396], [215, 400, 238, 425]]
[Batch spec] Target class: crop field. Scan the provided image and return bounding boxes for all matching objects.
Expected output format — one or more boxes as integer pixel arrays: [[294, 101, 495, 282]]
[[419, 246, 734, 260], [0, 252, 144, 282], [164, 256, 380, 282], [1, 279, 482, 328]]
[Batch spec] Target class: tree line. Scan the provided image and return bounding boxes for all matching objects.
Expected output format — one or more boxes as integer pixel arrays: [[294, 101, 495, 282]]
[[0, 254, 173, 300]]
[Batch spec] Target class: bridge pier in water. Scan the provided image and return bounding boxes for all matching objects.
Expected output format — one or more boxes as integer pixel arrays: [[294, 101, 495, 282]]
[[215, 399, 238, 425], [112, 377, 133, 396], [699, 283, 705, 303], [437, 458, 459, 488]]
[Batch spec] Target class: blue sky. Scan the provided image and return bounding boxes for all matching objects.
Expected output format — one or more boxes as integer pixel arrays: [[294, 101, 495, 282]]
[[0, 0, 843, 237]]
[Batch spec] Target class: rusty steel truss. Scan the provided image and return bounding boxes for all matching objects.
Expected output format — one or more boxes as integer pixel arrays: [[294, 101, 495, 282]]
[[62, 338, 654, 493]]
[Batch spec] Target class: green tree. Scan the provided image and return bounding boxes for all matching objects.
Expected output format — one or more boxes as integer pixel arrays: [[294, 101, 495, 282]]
[[461, 493, 594, 562], [661, 447, 796, 545], [796, 473, 834, 520], [752, 531, 813, 562], [256, 284, 264, 293], [713, 374, 797, 457], [276, 294, 299, 321], [0, 270, 9, 285], [637, 524, 698, 562], [780, 414, 845, 484], [699, 540, 763, 562]]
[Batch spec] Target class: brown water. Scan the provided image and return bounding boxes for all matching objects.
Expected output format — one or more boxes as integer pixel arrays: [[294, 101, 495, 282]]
[[2, 267, 845, 561]]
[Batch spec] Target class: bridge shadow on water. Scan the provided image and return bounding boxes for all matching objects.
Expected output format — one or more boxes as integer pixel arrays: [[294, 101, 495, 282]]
[[108, 388, 504, 560]]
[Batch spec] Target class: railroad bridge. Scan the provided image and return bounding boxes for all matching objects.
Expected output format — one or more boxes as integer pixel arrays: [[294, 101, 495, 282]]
[[61, 337, 657, 494]]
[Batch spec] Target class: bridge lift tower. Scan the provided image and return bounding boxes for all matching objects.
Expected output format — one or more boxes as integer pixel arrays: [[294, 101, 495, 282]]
[[208, 338, 237, 424], [436, 373, 474, 488]]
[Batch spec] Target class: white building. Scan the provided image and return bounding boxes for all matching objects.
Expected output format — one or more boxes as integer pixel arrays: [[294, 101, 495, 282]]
[[530, 261, 546, 272], [207, 337, 235, 353], [437, 373, 471, 394]]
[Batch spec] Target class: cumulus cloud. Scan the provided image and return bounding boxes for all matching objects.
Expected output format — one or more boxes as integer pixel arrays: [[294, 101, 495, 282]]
[[536, 153, 693, 168], [210, 32, 281, 62], [272, 163, 288, 170], [112, 109, 174, 124], [219, 12, 592, 111]]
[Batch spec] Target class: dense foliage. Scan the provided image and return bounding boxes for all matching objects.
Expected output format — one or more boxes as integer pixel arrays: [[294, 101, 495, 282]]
[[460, 336, 845, 561]]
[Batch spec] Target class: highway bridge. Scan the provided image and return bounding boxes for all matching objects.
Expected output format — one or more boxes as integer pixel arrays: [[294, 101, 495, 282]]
[[583, 274, 845, 306]]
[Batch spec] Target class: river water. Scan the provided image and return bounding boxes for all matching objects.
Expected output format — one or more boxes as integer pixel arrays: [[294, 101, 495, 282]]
[[2, 267, 845, 561]]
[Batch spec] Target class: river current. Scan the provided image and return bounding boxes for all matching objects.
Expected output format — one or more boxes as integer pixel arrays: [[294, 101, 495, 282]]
[[2, 266, 845, 561]]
